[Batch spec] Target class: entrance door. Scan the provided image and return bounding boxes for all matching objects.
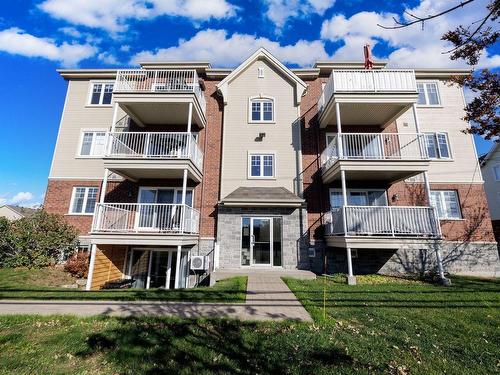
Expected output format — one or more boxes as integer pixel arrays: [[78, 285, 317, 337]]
[[251, 218, 271, 265]]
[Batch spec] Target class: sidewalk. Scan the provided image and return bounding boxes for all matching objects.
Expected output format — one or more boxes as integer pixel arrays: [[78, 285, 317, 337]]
[[0, 275, 313, 322]]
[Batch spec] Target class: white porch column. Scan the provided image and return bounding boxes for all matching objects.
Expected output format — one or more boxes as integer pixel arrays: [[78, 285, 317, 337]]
[[181, 168, 188, 232], [146, 250, 153, 289], [412, 103, 448, 284], [174, 246, 182, 289], [85, 244, 97, 291], [110, 102, 119, 132], [100, 169, 109, 204], [335, 102, 343, 158], [187, 102, 193, 134], [341, 169, 348, 235]]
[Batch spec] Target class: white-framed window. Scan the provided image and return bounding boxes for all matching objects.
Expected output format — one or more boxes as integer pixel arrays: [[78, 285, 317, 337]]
[[79, 130, 107, 156], [138, 187, 194, 207], [69, 187, 98, 214], [89, 82, 114, 105], [417, 82, 441, 106], [329, 189, 387, 208], [430, 190, 462, 219], [493, 164, 500, 181], [249, 97, 274, 122], [249, 153, 275, 178], [424, 132, 451, 159]]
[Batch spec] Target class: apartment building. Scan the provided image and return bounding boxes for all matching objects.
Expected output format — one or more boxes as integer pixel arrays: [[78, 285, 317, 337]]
[[45, 48, 499, 290]]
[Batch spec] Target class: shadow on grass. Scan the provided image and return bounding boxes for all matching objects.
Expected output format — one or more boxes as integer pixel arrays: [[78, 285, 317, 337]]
[[76, 317, 359, 374]]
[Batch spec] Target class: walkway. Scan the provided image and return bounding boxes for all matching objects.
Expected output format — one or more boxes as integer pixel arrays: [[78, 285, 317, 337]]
[[0, 274, 313, 322]]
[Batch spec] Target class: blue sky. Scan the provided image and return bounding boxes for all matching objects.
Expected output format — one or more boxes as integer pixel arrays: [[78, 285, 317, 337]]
[[0, 0, 498, 207]]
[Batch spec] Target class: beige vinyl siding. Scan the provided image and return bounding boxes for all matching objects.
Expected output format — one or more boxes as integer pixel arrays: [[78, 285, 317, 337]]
[[49, 79, 125, 179], [220, 59, 301, 198], [482, 147, 500, 220], [396, 79, 483, 184]]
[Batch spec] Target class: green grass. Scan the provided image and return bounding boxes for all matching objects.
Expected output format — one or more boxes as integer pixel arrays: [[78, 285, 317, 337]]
[[0, 268, 247, 303], [0, 275, 498, 374]]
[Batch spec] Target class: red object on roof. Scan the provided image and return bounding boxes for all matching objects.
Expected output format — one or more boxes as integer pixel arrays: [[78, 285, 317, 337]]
[[364, 44, 374, 70]]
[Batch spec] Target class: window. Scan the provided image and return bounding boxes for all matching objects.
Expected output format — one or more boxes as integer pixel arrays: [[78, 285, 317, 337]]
[[79, 131, 107, 156], [249, 98, 274, 122], [425, 133, 451, 159], [70, 187, 98, 214], [89, 83, 114, 105], [329, 189, 387, 208], [249, 154, 275, 178], [417, 82, 441, 105], [258, 67, 264, 78], [430, 190, 462, 219], [493, 165, 500, 181]]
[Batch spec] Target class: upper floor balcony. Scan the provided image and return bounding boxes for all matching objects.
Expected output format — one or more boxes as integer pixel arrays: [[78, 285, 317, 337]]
[[324, 205, 441, 249], [113, 69, 206, 128], [103, 132, 203, 182], [317, 70, 418, 128], [91, 203, 200, 246], [320, 133, 430, 184]]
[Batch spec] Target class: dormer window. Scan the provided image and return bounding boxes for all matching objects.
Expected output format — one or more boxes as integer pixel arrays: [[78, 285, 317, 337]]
[[249, 97, 274, 123]]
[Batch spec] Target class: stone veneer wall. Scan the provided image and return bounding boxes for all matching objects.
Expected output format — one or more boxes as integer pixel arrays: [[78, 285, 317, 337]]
[[326, 241, 500, 277], [216, 206, 309, 269]]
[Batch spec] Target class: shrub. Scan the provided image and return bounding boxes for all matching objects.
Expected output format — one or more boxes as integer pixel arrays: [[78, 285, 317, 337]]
[[64, 252, 89, 278], [0, 210, 79, 268]]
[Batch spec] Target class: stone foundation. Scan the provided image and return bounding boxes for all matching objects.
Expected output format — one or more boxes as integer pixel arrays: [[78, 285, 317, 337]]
[[325, 241, 500, 278]]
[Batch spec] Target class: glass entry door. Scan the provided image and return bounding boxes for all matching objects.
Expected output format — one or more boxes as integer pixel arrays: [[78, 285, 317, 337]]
[[252, 218, 271, 265], [241, 217, 282, 266]]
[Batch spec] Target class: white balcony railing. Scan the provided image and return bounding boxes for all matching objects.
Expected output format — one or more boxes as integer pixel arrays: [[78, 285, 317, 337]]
[[320, 133, 428, 170], [105, 132, 203, 171], [92, 203, 200, 234], [114, 69, 206, 113], [325, 206, 441, 237], [318, 69, 417, 112]]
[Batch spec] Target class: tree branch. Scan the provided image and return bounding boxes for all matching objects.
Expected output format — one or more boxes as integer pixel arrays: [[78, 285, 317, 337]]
[[377, 0, 476, 29]]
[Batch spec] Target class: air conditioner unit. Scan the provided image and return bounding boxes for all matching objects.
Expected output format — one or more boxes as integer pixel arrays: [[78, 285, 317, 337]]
[[191, 256, 209, 271]]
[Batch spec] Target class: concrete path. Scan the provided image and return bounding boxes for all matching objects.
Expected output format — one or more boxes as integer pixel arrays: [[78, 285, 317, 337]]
[[0, 275, 312, 322]]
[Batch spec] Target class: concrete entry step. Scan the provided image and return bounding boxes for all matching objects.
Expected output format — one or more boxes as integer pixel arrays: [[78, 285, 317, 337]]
[[213, 268, 316, 282]]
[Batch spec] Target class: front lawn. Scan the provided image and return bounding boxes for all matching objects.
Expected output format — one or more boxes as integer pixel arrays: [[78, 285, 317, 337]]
[[0, 268, 247, 303], [0, 275, 498, 374]]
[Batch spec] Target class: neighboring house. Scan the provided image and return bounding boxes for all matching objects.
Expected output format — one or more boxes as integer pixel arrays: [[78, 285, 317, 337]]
[[480, 143, 500, 244], [44, 48, 500, 290], [0, 205, 37, 221]]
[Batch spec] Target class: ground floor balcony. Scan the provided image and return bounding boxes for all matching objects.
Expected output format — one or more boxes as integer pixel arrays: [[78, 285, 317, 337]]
[[325, 205, 441, 249], [90, 203, 199, 246], [103, 132, 203, 182], [321, 133, 430, 183]]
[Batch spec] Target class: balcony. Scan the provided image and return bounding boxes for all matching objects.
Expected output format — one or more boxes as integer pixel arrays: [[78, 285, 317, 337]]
[[325, 205, 441, 248], [91, 203, 200, 246], [320, 133, 430, 183], [113, 69, 206, 127], [317, 70, 418, 127], [103, 132, 203, 182]]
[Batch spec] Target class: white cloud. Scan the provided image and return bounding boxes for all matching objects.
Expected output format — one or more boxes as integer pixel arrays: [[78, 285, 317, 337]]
[[98, 51, 119, 65], [0, 27, 96, 66], [264, 0, 335, 28], [131, 29, 331, 67], [320, 0, 500, 68], [39, 0, 238, 33], [10, 192, 34, 204]]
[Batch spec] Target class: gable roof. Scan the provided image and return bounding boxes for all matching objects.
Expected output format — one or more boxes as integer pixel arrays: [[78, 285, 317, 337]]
[[0, 205, 38, 218], [216, 48, 308, 105]]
